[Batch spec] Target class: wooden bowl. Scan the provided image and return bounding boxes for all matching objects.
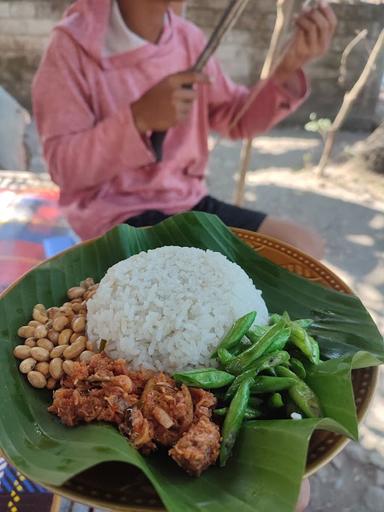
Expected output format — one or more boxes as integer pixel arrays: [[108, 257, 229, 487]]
[[39, 229, 377, 511]]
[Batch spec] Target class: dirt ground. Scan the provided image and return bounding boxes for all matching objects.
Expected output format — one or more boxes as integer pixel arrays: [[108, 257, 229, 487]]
[[208, 127, 384, 512]]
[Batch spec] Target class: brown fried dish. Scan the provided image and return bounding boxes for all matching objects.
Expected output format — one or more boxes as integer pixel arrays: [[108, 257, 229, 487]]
[[49, 353, 220, 476]]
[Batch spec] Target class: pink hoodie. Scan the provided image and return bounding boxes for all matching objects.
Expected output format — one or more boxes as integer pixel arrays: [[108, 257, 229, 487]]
[[33, 0, 308, 240]]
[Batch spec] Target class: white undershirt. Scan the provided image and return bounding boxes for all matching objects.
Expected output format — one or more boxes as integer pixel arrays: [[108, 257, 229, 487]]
[[104, 0, 146, 56]]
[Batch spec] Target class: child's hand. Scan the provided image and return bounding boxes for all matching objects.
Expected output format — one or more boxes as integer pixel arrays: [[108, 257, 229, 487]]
[[274, 0, 337, 83], [132, 71, 210, 133]]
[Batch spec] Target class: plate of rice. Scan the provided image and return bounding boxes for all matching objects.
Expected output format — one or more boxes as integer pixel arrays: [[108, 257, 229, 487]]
[[0, 212, 382, 512]]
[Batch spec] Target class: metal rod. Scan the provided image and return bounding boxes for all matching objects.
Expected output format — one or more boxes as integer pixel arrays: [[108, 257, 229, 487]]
[[194, 0, 249, 72]]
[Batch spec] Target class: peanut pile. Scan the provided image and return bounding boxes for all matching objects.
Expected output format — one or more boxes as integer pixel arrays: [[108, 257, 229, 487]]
[[13, 278, 99, 389]]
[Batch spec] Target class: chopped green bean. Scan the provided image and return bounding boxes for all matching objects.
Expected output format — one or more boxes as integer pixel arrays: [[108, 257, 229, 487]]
[[289, 380, 322, 418], [214, 406, 261, 420], [226, 319, 289, 375], [220, 378, 251, 467], [264, 327, 292, 354], [213, 407, 228, 417], [226, 351, 290, 385], [217, 348, 234, 366], [290, 323, 320, 365], [245, 350, 290, 374], [276, 365, 322, 418], [290, 358, 307, 379], [224, 368, 256, 400], [269, 313, 282, 325], [173, 368, 235, 389], [275, 365, 299, 380], [244, 407, 262, 420], [248, 325, 269, 338], [270, 315, 313, 330], [308, 334, 320, 365], [269, 392, 284, 408], [212, 311, 256, 357], [231, 338, 252, 356], [251, 376, 297, 394]]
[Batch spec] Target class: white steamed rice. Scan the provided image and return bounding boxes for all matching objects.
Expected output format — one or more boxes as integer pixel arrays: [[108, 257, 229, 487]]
[[87, 246, 269, 372]]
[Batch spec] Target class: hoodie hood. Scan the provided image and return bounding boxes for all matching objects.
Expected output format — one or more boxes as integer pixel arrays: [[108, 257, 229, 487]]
[[55, 0, 175, 68], [57, 0, 110, 64]]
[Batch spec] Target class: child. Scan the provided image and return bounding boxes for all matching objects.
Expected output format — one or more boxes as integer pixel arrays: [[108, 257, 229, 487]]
[[33, 0, 336, 258]]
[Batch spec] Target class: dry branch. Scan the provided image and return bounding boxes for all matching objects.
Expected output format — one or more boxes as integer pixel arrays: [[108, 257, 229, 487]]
[[338, 29, 368, 87], [234, 0, 295, 206], [317, 29, 384, 177]]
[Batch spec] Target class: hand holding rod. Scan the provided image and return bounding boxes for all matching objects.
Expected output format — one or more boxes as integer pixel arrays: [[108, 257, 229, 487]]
[[150, 0, 250, 161]]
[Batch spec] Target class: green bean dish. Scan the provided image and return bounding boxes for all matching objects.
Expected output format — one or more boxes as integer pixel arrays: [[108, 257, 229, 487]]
[[173, 311, 324, 465]]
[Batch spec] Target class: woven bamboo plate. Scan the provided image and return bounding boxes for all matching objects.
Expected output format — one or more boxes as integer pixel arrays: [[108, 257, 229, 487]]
[[37, 228, 377, 511]]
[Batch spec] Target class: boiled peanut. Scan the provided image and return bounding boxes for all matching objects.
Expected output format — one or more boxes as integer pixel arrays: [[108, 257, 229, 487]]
[[18, 326, 35, 338], [79, 350, 94, 363], [37, 338, 54, 351], [67, 287, 85, 300], [50, 345, 68, 358], [60, 306, 74, 318], [46, 378, 57, 390], [47, 329, 60, 344], [63, 338, 86, 360], [28, 320, 41, 328], [13, 345, 31, 360], [58, 329, 72, 345], [35, 324, 48, 339], [35, 362, 50, 377], [71, 302, 82, 313], [80, 278, 95, 289], [32, 308, 48, 324], [72, 316, 86, 333], [74, 335, 87, 346], [52, 315, 69, 332], [49, 358, 64, 380], [24, 338, 36, 348], [19, 358, 37, 374], [30, 347, 50, 362], [47, 307, 60, 319], [86, 340, 94, 351], [70, 332, 81, 344], [27, 371, 47, 389], [62, 360, 75, 376]]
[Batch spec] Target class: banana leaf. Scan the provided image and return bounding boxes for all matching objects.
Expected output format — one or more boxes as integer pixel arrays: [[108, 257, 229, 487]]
[[0, 212, 383, 512]]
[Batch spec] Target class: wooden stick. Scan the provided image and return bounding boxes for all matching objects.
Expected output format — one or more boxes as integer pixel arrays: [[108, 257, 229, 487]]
[[234, 0, 295, 206], [317, 29, 384, 177], [338, 29, 368, 87], [260, 0, 295, 80]]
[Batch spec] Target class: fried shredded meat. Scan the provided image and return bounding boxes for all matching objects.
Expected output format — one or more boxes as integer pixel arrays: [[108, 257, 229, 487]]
[[49, 354, 141, 426], [169, 416, 221, 476], [119, 407, 156, 455], [140, 373, 194, 446], [189, 387, 217, 419], [49, 353, 220, 476]]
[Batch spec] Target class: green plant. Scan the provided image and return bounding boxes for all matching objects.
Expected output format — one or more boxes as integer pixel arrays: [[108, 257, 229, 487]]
[[305, 112, 332, 141]]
